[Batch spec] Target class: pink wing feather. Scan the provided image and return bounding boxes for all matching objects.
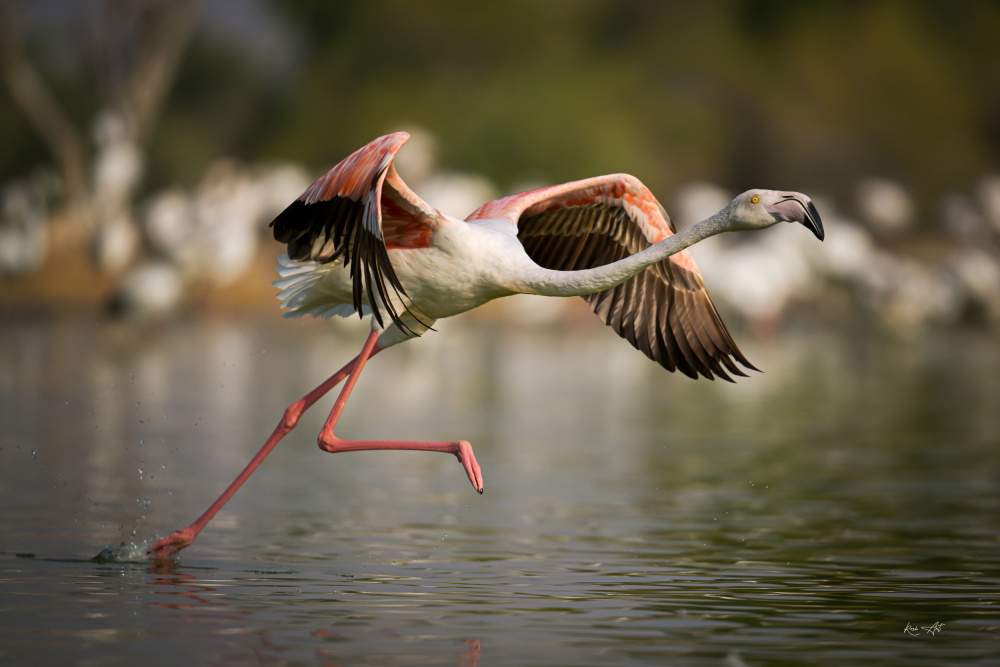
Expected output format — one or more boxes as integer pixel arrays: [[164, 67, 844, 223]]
[[271, 132, 442, 332]]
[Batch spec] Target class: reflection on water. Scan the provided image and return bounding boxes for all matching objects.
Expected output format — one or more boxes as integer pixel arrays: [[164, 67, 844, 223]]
[[1, 311, 998, 665]]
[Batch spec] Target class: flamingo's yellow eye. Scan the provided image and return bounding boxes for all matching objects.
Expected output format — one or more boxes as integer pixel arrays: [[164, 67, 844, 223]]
[[751, 194, 760, 204]]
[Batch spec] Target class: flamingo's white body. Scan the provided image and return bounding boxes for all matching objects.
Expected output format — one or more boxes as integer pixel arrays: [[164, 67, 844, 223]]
[[149, 132, 824, 558], [274, 216, 525, 339]]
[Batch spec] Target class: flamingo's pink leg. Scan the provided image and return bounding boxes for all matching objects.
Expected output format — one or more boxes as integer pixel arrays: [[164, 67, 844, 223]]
[[316, 330, 484, 495], [147, 345, 380, 558]]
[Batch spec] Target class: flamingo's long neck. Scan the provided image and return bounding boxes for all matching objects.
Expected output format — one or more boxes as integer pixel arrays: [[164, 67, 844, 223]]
[[516, 209, 731, 298]]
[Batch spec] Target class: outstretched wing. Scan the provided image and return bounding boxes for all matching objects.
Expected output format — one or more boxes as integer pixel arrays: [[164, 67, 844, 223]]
[[270, 132, 441, 332], [469, 174, 755, 381]]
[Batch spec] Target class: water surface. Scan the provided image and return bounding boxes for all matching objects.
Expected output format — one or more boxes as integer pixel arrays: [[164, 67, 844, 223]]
[[1, 312, 998, 665]]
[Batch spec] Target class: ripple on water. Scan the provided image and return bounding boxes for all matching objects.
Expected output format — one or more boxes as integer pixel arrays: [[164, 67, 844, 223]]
[[1, 321, 999, 665]]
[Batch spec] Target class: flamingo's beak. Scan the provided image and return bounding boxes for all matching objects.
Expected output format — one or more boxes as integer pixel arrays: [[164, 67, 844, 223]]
[[768, 193, 825, 241]]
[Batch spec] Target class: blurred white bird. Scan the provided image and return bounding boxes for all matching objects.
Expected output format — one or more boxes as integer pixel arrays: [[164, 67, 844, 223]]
[[0, 178, 49, 277], [856, 178, 914, 234]]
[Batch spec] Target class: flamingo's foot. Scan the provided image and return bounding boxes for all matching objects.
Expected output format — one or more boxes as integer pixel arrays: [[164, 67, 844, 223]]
[[455, 440, 484, 495], [147, 526, 197, 559], [317, 434, 485, 495]]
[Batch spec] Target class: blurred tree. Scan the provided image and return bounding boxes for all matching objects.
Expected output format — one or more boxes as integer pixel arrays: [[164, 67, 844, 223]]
[[1, 0, 198, 241], [1, 2, 89, 209], [2, 0, 1000, 228]]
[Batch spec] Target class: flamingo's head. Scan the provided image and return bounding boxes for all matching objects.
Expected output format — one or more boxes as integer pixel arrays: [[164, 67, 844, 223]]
[[727, 190, 825, 241]]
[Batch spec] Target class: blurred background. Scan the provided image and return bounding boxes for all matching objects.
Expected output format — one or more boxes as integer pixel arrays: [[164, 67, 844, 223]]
[[3, 5, 1000, 663], [1, 0, 999, 333]]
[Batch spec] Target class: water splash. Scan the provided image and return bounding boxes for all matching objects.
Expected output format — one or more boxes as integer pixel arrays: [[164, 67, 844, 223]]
[[92, 540, 149, 564], [92, 497, 154, 563]]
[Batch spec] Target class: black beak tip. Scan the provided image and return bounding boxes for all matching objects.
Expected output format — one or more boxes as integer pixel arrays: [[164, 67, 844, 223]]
[[806, 201, 824, 241]]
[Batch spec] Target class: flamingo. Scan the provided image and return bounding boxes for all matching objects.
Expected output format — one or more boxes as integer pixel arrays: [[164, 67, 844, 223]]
[[148, 132, 824, 558]]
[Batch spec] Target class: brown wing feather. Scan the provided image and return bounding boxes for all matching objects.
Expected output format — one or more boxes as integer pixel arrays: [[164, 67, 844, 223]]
[[517, 202, 756, 381]]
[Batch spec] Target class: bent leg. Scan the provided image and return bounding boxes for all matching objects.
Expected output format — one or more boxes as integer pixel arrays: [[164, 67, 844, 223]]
[[316, 330, 485, 494], [147, 345, 380, 558]]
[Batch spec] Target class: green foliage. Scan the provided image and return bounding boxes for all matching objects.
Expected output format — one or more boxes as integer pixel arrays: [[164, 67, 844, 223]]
[[3, 1, 999, 222]]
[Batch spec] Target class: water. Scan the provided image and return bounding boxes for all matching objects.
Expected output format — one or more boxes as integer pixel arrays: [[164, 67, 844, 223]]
[[1, 310, 998, 665]]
